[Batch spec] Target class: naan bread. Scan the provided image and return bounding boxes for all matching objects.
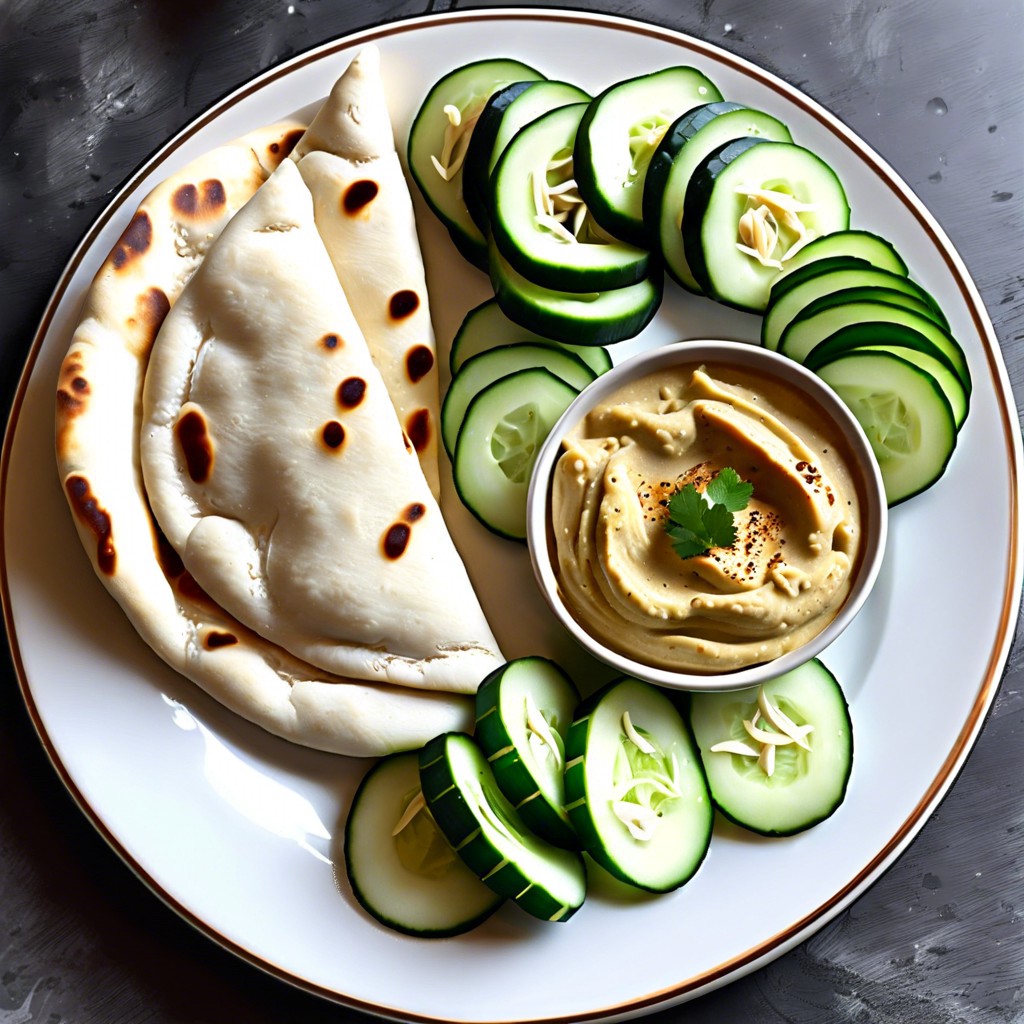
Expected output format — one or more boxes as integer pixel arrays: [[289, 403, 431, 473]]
[[293, 45, 441, 497], [55, 91, 480, 755], [139, 158, 502, 693]]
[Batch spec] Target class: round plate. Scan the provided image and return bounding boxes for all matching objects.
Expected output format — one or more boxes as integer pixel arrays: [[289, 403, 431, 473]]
[[2, 9, 1020, 1023]]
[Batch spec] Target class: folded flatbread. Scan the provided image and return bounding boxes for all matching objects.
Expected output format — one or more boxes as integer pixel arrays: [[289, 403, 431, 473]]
[[293, 45, 441, 497], [55, 71, 489, 756], [139, 157, 501, 693]]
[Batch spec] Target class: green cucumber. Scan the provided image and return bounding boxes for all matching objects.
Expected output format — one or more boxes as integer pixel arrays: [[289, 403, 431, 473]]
[[463, 78, 591, 234], [682, 137, 851, 312], [441, 343, 596, 459], [449, 298, 612, 377], [475, 657, 581, 849], [642, 101, 792, 291], [771, 229, 909, 284], [408, 59, 546, 268], [689, 659, 853, 836], [763, 267, 949, 350], [419, 732, 587, 922], [344, 752, 503, 937], [489, 241, 663, 346], [813, 349, 958, 504], [574, 66, 723, 244], [491, 102, 650, 292], [452, 366, 579, 540], [564, 677, 713, 893]]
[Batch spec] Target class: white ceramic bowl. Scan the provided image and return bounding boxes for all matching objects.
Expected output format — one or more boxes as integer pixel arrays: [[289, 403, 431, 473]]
[[526, 339, 888, 691]]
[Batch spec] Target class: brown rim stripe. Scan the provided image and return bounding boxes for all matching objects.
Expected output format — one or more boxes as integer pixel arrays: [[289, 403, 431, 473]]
[[1, 10, 1020, 1024]]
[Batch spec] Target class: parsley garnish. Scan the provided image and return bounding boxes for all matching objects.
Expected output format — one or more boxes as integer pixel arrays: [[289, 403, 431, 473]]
[[664, 467, 754, 559]]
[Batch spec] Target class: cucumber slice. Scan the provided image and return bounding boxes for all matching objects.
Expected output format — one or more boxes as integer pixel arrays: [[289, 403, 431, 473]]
[[492, 103, 651, 292], [772, 228, 909, 284], [441, 343, 596, 458], [689, 659, 853, 836], [489, 241, 663, 346], [475, 657, 581, 849], [575, 66, 723, 244], [564, 677, 713, 893], [463, 79, 591, 234], [763, 267, 949, 350], [452, 366, 579, 540], [344, 752, 503, 937], [450, 298, 612, 377], [642, 101, 792, 291], [778, 297, 971, 389], [419, 732, 588, 922], [814, 349, 958, 504], [682, 137, 851, 312], [804, 321, 969, 429], [407, 59, 546, 268]]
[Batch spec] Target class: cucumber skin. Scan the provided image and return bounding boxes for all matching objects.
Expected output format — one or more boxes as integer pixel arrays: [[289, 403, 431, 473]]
[[563, 679, 712, 893], [343, 752, 503, 938], [418, 732, 587, 922], [688, 660, 854, 837], [474, 657, 582, 850], [489, 244, 664, 347]]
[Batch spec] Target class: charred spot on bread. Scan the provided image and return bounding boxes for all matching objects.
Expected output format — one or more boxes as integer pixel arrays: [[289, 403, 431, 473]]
[[110, 210, 152, 270], [382, 522, 412, 560], [175, 407, 214, 483], [321, 332, 342, 351], [405, 408, 431, 452], [57, 357, 90, 417], [337, 376, 367, 409], [405, 345, 434, 384], [65, 475, 115, 574], [403, 502, 426, 523], [204, 630, 239, 650], [269, 127, 305, 159], [321, 421, 346, 450], [128, 286, 171, 355], [388, 289, 420, 321], [342, 179, 379, 215], [173, 180, 228, 219]]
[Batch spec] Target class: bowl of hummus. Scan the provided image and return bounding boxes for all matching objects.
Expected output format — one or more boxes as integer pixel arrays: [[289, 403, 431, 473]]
[[526, 339, 887, 690]]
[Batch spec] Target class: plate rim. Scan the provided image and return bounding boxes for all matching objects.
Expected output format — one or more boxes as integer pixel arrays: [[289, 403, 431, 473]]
[[2, 7, 1022, 1022]]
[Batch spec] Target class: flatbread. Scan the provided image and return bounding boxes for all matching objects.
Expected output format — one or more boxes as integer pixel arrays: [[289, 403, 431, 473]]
[[55, 92, 482, 755], [139, 158, 502, 693], [293, 45, 441, 496]]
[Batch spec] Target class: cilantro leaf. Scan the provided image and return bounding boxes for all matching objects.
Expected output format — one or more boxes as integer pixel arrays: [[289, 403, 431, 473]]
[[705, 466, 754, 512], [664, 468, 752, 560]]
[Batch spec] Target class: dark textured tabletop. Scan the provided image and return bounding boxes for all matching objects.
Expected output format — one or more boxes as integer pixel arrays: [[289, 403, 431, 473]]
[[1, 1, 1022, 1022]]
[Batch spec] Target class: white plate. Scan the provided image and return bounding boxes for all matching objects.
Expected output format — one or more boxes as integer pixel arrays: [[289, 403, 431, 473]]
[[3, 9, 1021, 1023]]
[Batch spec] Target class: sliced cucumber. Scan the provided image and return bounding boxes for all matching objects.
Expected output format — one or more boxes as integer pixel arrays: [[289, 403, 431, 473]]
[[564, 677, 713, 893], [475, 657, 581, 849], [778, 297, 970, 389], [450, 298, 612, 377], [408, 59, 546, 268], [442, 343, 596, 458], [642, 101, 792, 291], [463, 79, 591, 234], [763, 267, 948, 350], [489, 241, 663, 346], [814, 349, 958, 504], [492, 103, 651, 292], [682, 137, 851, 312], [574, 66, 723, 244], [772, 228, 909, 284], [804, 321, 969, 429], [344, 752, 503, 937], [419, 732, 588, 922], [452, 366, 579, 540], [689, 659, 852, 836]]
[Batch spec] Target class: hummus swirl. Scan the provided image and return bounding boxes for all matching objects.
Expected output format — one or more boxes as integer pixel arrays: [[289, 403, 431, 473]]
[[551, 364, 862, 673]]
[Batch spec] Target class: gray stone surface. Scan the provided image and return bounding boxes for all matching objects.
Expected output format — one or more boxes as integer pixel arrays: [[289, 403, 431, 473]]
[[1, 1, 1021, 1021]]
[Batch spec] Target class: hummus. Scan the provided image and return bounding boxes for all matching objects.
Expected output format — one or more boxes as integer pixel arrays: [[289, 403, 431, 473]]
[[550, 363, 863, 673]]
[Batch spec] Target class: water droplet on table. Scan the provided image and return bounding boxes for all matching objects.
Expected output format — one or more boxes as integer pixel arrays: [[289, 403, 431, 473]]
[[926, 97, 948, 116]]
